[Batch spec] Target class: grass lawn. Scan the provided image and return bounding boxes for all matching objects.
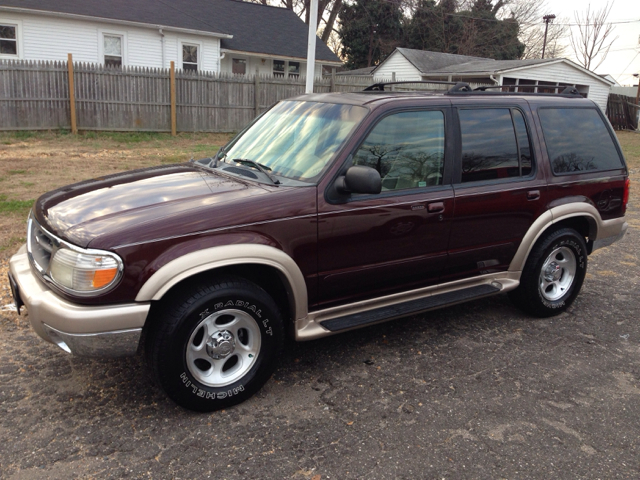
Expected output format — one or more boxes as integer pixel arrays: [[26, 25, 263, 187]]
[[1, 129, 639, 259], [0, 130, 234, 256]]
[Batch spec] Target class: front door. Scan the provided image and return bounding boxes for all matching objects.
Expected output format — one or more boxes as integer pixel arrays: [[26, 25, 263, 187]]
[[316, 108, 454, 309]]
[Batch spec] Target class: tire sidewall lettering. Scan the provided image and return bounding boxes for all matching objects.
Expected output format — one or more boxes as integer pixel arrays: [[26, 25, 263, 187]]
[[180, 296, 274, 402], [537, 235, 586, 309]]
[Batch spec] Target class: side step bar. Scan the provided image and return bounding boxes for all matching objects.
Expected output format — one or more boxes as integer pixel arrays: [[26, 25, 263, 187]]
[[319, 284, 500, 332]]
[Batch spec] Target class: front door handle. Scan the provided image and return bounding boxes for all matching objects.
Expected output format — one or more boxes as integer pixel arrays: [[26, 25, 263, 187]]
[[427, 202, 445, 213], [527, 190, 540, 201]]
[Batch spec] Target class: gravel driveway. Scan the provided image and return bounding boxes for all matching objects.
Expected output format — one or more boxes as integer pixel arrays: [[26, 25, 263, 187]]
[[1, 131, 639, 478]]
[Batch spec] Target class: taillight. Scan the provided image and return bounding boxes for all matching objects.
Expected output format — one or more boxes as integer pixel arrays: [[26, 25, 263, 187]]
[[623, 177, 630, 210]]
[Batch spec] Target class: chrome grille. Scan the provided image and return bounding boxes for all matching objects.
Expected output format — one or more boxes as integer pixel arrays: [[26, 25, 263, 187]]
[[27, 215, 60, 277]]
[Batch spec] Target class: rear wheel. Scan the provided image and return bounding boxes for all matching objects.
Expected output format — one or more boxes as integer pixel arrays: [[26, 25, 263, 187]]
[[146, 276, 284, 412], [509, 228, 587, 318]]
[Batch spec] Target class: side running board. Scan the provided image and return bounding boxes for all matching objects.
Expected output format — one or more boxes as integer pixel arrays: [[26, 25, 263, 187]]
[[319, 284, 500, 332]]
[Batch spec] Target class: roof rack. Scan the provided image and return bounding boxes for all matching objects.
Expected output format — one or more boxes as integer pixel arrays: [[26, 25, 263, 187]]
[[363, 80, 459, 91], [362, 80, 583, 97], [472, 84, 581, 95], [446, 83, 582, 97]]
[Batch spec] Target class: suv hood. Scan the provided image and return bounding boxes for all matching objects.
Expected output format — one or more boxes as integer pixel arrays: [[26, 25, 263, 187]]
[[35, 164, 273, 248]]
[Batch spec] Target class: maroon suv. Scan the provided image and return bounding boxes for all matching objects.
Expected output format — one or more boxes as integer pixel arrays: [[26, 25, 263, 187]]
[[9, 83, 629, 411]]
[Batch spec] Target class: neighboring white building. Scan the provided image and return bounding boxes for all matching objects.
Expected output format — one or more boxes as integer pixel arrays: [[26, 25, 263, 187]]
[[370, 48, 614, 110], [0, 0, 341, 77]]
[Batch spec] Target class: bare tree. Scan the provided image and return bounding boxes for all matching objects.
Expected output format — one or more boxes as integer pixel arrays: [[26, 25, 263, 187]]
[[497, 0, 568, 59], [244, 0, 343, 52], [570, 2, 617, 70]]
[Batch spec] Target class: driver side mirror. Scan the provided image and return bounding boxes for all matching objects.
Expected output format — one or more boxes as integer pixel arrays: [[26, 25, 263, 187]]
[[335, 165, 382, 195]]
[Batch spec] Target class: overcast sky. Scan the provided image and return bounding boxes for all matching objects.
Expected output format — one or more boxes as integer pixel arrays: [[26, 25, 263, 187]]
[[544, 0, 640, 85]]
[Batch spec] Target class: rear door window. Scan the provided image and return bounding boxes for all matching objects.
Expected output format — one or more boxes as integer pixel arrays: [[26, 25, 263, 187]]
[[458, 108, 532, 183], [538, 108, 624, 174]]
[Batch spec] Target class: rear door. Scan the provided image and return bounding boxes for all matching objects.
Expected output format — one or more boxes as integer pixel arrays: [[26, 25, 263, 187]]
[[316, 106, 454, 308], [445, 100, 548, 281]]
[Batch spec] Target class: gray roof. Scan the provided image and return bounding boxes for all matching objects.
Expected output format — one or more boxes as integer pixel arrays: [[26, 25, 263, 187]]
[[336, 66, 376, 76], [0, 0, 341, 63], [426, 58, 557, 75], [395, 48, 488, 73], [392, 48, 557, 75]]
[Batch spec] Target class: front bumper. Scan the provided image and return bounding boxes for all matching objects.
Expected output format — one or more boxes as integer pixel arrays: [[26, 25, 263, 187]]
[[9, 245, 150, 357]]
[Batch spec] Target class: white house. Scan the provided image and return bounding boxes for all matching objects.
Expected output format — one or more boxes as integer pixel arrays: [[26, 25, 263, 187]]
[[0, 0, 341, 77], [371, 48, 614, 110]]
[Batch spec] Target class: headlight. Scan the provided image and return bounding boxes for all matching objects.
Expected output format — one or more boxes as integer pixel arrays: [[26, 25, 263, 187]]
[[49, 248, 122, 293]]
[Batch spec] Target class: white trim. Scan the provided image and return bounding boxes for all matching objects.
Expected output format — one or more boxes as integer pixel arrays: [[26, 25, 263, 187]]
[[0, 6, 233, 39], [221, 48, 341, 66], [490, 59, 612, 86], [0, 18, 23, 59], [179, 39, 202, 71], [98, 28, 127, 67]]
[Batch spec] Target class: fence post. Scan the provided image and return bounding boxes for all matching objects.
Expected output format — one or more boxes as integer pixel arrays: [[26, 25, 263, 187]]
[[330, 67, 336, 93], [170, 61, 177, 136], [67, 53, 78, 134], [254, 69, 260, 117]]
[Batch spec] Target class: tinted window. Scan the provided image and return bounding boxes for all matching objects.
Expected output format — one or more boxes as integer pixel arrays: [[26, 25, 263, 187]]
[[539, 108, 623, 174], [512, 109, 532, 176], [353, 110, 445, 191], [459, 109, 519, 183]]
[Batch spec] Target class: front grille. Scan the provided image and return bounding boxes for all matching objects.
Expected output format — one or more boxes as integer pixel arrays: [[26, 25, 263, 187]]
[[27, 215, 60, 278]]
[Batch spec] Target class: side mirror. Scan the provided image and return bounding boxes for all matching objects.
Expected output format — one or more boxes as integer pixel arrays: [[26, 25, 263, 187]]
[[335, 165, 382, 195]]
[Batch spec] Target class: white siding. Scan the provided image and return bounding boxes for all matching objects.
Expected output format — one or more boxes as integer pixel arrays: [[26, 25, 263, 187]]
[[500, 61, 611, 110], [0, 11, 221, 72], [220, 55, 326, 78], [373, 50, 422, 81]]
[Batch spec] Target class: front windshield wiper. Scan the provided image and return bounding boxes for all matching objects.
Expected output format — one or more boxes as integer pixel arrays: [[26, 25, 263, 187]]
[[231, 158, 280, 185], [208, 148, 227, 168]]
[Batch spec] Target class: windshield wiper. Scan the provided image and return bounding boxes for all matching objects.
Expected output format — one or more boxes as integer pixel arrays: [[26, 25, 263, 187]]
[[208, 148, 227, 168], [231, 158, 280, 185]]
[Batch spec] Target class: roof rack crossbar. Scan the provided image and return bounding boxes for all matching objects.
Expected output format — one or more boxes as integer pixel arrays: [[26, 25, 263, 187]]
[[363, 80, 461, 91]]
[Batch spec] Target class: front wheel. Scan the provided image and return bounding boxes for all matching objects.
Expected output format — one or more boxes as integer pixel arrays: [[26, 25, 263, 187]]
[[146, 276, 284, 412], [509, 228, 587, 318]]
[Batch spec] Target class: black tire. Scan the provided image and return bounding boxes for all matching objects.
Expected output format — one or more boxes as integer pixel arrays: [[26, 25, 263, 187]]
[[146, 276, 284, 412], [509, 227, 587, 318]]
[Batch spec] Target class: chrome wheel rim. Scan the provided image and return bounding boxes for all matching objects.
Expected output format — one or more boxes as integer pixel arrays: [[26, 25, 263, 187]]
[[539, 246, 577, 302], [186, 309, 261, 387]]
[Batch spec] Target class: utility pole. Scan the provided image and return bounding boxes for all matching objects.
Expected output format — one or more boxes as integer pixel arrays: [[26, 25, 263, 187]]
[[541, 14, 556, 59], [305, 0, 319, 94]]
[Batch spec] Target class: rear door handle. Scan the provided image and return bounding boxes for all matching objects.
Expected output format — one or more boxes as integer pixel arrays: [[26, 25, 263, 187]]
[[427, 202, 445, 213], [527, 190, 540, 201]]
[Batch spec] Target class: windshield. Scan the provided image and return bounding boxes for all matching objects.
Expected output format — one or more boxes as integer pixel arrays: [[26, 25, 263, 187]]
[[220, 100, 368, 183]]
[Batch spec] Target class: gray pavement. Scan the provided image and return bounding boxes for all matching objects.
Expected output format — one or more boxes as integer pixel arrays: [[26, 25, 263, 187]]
[[1, 219, 639, 479]]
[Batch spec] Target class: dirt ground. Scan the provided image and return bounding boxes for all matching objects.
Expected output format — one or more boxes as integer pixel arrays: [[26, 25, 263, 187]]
[[0, 130, 639, 479]]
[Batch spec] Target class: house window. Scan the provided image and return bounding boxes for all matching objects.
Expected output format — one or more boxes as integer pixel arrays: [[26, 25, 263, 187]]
[[0, 24, 17, 56], [273, 60, 285, 77], [103, 35, 123, 67], [232, 58, 246, 75], [288, 61, 300, 78], [182, 44, 198, 71]]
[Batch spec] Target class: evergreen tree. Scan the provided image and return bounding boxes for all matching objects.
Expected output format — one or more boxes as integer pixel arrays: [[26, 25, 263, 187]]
[[405, 0, 524, 60], [339, 0, 404, 69]]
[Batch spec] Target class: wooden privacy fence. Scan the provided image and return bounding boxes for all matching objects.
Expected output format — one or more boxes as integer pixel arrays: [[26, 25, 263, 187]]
[[0, 58, 466, 133], [606, 93, 639, 131]]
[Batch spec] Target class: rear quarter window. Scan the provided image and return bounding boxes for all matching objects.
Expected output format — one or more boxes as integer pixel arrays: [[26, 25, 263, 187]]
[[538, 107, 624, 174]]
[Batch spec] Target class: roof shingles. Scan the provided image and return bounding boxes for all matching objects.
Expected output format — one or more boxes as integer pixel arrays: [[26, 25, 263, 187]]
[[0, 0, 340, 62]]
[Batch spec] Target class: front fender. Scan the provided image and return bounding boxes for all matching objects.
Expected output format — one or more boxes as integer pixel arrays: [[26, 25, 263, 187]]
[[135, 244, 308, 321]]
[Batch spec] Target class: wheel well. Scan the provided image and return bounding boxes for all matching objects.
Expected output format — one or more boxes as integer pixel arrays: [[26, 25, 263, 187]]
[[552, 216, 595, 253], [149, 263, 294, 324]]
